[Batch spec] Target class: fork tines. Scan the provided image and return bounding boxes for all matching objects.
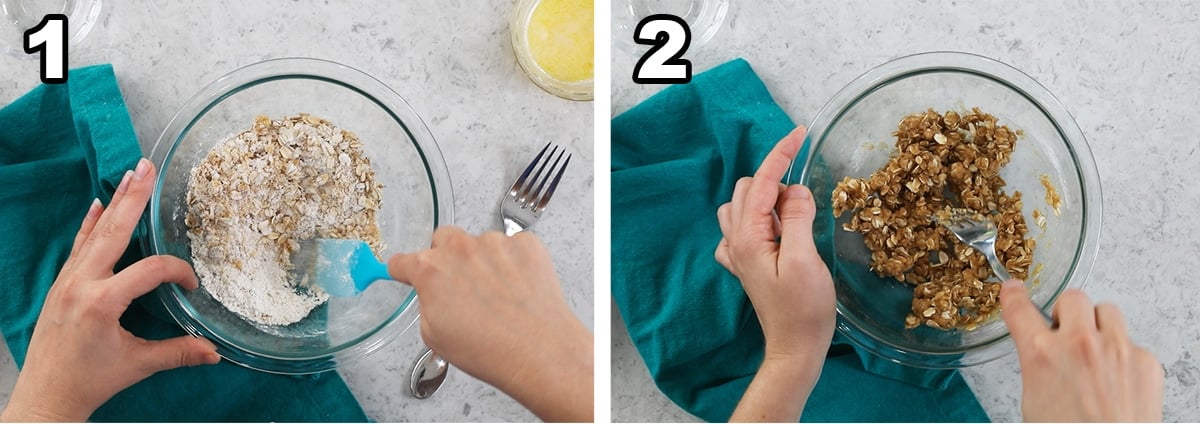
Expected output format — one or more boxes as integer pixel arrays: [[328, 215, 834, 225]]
[[510, 142, 571, 212]]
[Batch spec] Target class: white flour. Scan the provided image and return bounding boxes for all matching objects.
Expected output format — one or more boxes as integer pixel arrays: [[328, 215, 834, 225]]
[[185, 114, 385, 326]]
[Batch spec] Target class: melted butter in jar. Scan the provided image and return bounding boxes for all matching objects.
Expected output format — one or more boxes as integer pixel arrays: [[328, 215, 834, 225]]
[[527, 0, 594, 83], [512, 0, 594, 100]]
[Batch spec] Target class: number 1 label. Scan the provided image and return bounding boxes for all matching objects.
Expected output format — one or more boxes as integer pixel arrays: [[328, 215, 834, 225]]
[[632, 14, 693, 84], [24, 14, 68, 84]]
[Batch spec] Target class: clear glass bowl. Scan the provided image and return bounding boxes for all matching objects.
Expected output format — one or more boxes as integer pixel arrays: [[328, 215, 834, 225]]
[[144, 58, 453, 374], [787, 52, 1102, 368]]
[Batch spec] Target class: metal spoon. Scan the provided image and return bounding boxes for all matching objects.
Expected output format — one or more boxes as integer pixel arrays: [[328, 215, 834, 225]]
[[288, 240, 450, 398], [410, 347, 448, 399]]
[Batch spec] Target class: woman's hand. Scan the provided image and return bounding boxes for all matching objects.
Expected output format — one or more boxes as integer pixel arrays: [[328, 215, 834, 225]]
[[1, 159, 220, 422], [388, 228, 592, 422], [715, 127, 836, 422], [1001, 280, 1164, 422]]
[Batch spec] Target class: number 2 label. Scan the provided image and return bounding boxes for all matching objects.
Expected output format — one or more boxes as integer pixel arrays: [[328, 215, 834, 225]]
[[24, 14, 68, 84], [632, 14, 693, 84]]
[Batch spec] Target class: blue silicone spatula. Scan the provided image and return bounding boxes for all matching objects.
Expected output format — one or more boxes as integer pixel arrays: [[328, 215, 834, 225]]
[[290, 239, 390, 297]]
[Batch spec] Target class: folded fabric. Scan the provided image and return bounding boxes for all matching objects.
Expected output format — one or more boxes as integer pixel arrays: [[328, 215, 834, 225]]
[[0, 64, 367, 422], [611, 58, 989, 422]]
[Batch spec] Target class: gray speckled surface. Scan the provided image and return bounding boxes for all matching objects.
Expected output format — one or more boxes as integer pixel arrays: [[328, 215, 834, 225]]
[[0, 0, 592, 421], [612, 0, 1199, 422]]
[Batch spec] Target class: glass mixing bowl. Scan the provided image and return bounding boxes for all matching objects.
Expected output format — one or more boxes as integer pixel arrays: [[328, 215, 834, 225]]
[[787, 52, 1102, 368], [144, 58, 453, 374]]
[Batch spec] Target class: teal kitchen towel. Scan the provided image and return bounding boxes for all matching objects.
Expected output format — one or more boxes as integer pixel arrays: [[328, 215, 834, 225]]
[[611, 58, 989, 422], [0, 64, 368, 422]]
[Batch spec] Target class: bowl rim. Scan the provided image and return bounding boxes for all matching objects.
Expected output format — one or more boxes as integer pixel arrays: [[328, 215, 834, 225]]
[[788, 51, 1103, 368], [143, 57, 454, 374]]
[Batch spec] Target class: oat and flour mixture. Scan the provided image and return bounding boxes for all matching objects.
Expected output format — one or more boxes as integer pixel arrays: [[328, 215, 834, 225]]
[[185, 114, 384, 326], [831, 108, 1034, 330]]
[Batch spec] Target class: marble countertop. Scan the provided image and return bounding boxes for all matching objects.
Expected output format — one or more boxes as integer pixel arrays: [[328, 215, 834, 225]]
[[0, 0, 592, 421], [612, 0, 1199, 421]]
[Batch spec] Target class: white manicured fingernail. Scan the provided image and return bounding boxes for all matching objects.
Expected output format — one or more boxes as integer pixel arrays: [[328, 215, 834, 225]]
[[133, 158, 150, 181], [86, 198, 101, 219], [116, 170, 133, 193]]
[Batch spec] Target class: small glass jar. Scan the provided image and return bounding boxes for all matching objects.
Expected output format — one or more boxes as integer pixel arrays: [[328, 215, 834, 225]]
[[510, 0, 594, 101], [1, 0, 103, 57], [613, 0, 730, 55]]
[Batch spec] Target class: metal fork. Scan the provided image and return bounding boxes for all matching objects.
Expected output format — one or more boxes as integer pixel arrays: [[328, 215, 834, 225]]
[[500, 142, 572, 236], [936, 208, 1055, 324], [936, 208, 1011, 283]]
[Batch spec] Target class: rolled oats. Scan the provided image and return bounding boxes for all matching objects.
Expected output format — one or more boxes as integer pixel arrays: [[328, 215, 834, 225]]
[[186, 114, 385, 326], [831, 108, 1034, 330], [1040, 174, 1062, 216]]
